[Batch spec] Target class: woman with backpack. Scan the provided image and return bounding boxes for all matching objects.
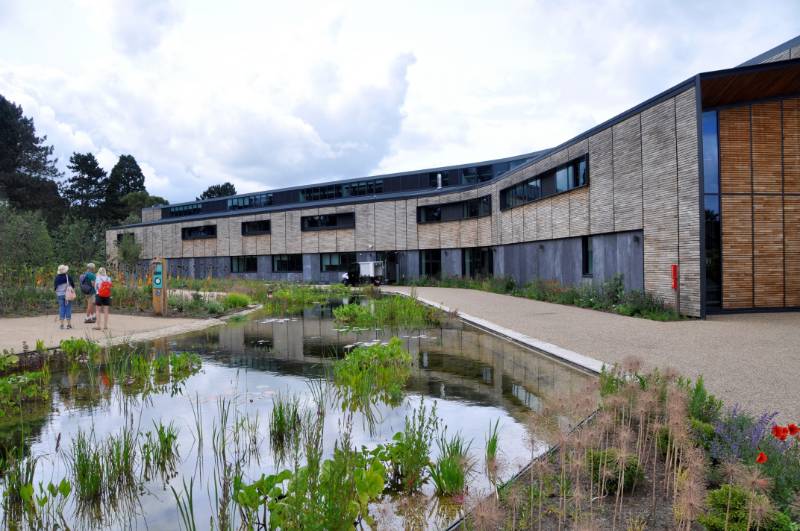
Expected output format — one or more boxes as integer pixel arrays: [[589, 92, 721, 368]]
[[54, 264, 76, 329], [80, 263, 97, 324], [93, 267, 113, 331]]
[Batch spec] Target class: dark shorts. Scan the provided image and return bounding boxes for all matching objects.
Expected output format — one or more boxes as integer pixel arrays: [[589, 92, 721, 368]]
[[95, 296, 112, 306]]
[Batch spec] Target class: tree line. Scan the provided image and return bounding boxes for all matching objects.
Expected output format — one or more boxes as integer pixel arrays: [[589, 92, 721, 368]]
[[0, 93, 238, 270]]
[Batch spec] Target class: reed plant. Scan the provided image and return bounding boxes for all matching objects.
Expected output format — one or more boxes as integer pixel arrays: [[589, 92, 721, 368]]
[[141, 420, 180, 480], [486, 419, 501, 463], [430, 431, 473, 497], [386, 400, 439, 492], [70, 430, 104, 501], [269, 392, 301, 465]]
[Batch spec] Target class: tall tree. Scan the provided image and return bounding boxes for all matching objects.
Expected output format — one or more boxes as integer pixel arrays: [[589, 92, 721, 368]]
[[62, 152, 108, 221], [106, 154, 146, 221], [0, 94, 65, 226], [0, 206, 54, 268], [119, 190, 169, 224], [197, 182, 237, 200]]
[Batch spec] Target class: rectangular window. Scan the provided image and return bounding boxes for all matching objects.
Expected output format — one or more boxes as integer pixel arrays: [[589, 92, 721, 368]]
[[301, 212, 355, 231], [116, 232, 135, 244], [581, 236, 593, 277], [167, 203, 202, 217], [417, 196, 491, 224], [181, 225, 217, 240], [241, 220, 271, 236], [420, 249, 442, 279], [228, 193, 273, 211], [320, 252, 356, 272], [499, 155, 588, 211], [272, 254, 303, 273], [462, 247, 493, 278], [231, 256, 258, 273]]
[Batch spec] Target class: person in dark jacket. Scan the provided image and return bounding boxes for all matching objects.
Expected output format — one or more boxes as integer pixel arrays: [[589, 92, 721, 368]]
[[54, 264, 75, 329]]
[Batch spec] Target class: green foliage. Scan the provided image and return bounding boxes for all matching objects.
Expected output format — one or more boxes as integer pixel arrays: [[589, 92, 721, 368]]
[[385, 401, 439, 492], [430, 431, 473, 497], [269, 393, 301, 463], [62, 152, 108, 222], [333, 338, 412, 410], [0, 207, 54, 269], [222, 292, 251, 310], [52, 216, 107, 266], [141, 420, 180, 480], [333, 296, 441, 328], [119, 190, 169, 224], [0, 368, 51, 419], [485, 419, 500, 462], [698, 484, 794, 531], [117, 234, 142, 279], [586, 449, 643, 494], [686, 375, 723, 424], [59, 337, 101, 362], [106, 155, 146, 222], [70, 430, 104, 501], [197, 182, 237, 200], [0, 351, 19, 372], [689, 417, 716, 451], [599, 365, 626, 397]]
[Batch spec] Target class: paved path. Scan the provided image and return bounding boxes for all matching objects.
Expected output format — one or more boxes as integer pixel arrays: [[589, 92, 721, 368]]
[[386, 286, 800, 422], [0, 314, 211, 352]]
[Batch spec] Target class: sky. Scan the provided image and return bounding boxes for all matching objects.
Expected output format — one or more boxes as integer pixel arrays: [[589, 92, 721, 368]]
[[1, 0, 798, 203]]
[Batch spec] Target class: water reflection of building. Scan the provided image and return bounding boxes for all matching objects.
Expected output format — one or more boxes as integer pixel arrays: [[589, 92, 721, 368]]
[[206, 311, 593, 422]]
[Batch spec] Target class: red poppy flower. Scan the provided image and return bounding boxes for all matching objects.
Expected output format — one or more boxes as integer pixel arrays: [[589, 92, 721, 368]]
[[756, 451, 768, 464], [788, 423, 799, 436], [772, 425, 789, 441]]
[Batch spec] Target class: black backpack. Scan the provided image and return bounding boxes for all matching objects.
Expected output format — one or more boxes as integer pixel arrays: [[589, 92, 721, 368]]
[[79, 273, 93, 295]]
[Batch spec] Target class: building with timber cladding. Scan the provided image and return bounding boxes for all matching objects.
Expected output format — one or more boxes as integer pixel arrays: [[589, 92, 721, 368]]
[[107, 36, 800, 318]]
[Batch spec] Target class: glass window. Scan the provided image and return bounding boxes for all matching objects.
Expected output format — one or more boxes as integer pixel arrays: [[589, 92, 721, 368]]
[[272, 254, 303, 273], [301, 213, 354, 231], [581, 236, 593, 277], [241, 220, 270, 236], [702, 111, 719, 194], [556, 167, 570, 193], [462, 247, 493, 278], [181, 225, 217, 240], [320, 252, 356, 272], [420, 250, 442, 279], [231, 256, 258, 273], [704, 194, 721, 308]]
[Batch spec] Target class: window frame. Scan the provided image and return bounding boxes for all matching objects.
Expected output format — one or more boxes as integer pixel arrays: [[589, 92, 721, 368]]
[[181, 225, 217, 240], [272, 254, 303, 273], [416, 195, 492, 224], [300, 212, 355, 232], [231, 255, 258, 273], [581, 236, 593, 277], [320, 252, 356, 272], [241, 220, 271, 236], [499, 155, 589, 211]]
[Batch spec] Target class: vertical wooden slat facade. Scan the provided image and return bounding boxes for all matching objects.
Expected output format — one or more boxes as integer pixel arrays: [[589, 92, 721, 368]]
[[719, 96, 800, 309]]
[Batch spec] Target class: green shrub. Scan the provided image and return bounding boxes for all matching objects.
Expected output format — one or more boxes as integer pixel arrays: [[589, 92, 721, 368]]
[[59, 338, 101, 362], [689, 417, 716, 451], [204, 300, 225, 315], [698, 484, 794, 531], [222, 292, 251, 310], [586, 448, 643, 494], [334, 338, 412, 410], [687, 375, 723, 424], [0, 369, 51, 419], [385, 401, 439, 492]]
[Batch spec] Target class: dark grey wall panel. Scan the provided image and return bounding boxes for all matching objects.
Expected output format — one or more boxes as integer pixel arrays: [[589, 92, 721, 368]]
[[303, 254, 320, 283], [442, 248, 462, 278]]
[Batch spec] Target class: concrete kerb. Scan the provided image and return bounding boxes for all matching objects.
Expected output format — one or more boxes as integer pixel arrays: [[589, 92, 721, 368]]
[[397, 291, 606, 375]]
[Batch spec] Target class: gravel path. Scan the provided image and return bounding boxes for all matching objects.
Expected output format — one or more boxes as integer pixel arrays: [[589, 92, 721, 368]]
[[0, 314, 210, 352], [386, 286, 800, 422]]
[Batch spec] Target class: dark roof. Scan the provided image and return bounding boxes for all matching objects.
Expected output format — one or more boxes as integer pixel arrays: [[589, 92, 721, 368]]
[[738, 34, 800, 67]]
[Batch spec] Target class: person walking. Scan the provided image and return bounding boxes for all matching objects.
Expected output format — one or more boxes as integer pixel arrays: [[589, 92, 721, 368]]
[[93, 267, 113, 331], [54, 264, 76, 329], [80, 263, 97, 324]]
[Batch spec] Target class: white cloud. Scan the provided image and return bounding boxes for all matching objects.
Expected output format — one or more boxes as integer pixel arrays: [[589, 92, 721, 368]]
[[0, 0, 799, 203]]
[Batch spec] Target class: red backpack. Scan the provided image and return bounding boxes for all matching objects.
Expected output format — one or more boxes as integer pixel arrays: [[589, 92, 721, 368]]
[[97, 278, 112, 298]]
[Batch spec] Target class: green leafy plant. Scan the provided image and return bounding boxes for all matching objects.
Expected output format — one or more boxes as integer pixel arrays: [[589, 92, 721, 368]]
[[430, 431, 473, 497], [586, 448, 643, 495], [485, 419, 501, 462], [686, 375, 723, 424], [333, 338, 412, 411], [222, 292, 251, 310], [385, 401, 439, 492], [59, 338, 101, 362], [698, 484, 794, 531]]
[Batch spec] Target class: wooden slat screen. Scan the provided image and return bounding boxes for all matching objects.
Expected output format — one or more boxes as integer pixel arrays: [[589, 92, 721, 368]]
[[721, 195, 753, 309], [751, 102, 782, 194], [719, 107, 751, 194], [785, 196, 800, 307], [784, 98, 800, 194], [753, 195, 784, 307]]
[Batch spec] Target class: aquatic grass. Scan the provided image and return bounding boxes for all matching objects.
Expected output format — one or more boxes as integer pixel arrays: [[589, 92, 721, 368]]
[[59, 338, 101, 363], [172, 477, 198, 531], [269, 392, 301, 466], [70, 430, 104, 502], [141, 420, 180, 481], [169, 352, 202, 380], [486, 419, 501, 462], [104, 426, 138, 493], [333, 295, 441, 329], [222, 292, 251, 310], [0, 367, 51, 419]]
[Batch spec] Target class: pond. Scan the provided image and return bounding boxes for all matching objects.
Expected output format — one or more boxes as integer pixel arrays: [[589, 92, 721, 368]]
[[1, 296, 596, 529]]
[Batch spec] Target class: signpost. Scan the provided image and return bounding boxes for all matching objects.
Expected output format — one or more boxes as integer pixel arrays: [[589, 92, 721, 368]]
[[151, 258, 168, 316]]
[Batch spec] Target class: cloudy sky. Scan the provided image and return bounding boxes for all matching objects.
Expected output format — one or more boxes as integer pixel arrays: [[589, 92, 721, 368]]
[[1, 0, 798, 203]]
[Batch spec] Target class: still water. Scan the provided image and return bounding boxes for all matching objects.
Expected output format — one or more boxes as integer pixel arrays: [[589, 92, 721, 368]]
[[6, 300, 594, 529]]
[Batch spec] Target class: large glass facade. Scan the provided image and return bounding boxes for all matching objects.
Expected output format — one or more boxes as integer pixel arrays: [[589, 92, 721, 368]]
[[462, 247, 493, 278], [702, 111, 721, 309], [420, 250, 442, 279]]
